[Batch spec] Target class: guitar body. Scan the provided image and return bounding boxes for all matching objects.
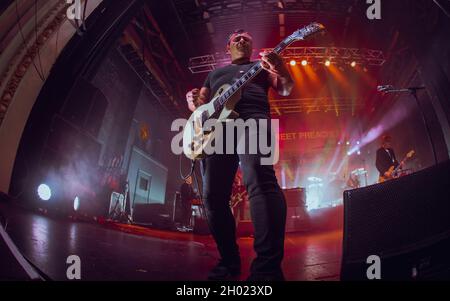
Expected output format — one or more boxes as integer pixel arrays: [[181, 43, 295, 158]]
[[378, 165, 395, 183], [181, 22, 325, 161], [378, 150, 415, 183], [182, 84, 241, 160]]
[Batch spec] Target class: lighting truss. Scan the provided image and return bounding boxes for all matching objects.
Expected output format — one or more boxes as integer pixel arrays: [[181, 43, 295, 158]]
[[188, 47, 385, 73], [269, 97, 363, 116]]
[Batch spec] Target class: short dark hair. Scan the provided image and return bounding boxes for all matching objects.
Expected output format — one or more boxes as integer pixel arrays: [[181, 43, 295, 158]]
[[226, 29, 248, 46], [381, 135, 392, 144]]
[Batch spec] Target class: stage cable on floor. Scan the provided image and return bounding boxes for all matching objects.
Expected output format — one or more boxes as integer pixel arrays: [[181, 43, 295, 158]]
[[0, 214, 51, 281]]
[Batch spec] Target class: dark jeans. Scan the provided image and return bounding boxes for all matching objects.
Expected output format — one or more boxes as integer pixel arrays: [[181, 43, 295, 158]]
[[200, 120, 287, 277], [180, 200, 192, 227]]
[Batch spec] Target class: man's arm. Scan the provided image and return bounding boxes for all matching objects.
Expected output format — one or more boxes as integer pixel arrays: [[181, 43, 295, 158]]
[[186, 87, 210, 112], [260, 52, 294, 96], [270, 72, 294, 96]]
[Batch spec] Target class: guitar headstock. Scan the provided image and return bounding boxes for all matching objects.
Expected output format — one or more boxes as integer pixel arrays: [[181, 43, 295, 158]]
[[406, 150, 415, 159], [288, 22, 326, 42]]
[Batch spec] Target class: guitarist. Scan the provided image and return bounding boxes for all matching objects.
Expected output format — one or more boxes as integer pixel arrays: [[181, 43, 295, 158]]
[[376, 135, 400, 182], [230, 170, 249, 224], [185, 29, 293, 281]]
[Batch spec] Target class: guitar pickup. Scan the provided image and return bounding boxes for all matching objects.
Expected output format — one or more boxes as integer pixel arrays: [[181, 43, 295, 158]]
[[201, 127, 213, 134]]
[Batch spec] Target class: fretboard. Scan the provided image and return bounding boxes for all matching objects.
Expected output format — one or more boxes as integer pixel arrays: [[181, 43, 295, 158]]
[[211, 38, 293, 112]]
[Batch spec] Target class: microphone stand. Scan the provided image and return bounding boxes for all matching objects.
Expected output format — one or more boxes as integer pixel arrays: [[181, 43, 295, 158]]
[[381, 86, 438, 165]]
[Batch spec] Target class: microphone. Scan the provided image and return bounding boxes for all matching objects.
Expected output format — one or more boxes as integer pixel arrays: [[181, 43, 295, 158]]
[[377, 85, 394, 92], [377, 85, 426, 94]]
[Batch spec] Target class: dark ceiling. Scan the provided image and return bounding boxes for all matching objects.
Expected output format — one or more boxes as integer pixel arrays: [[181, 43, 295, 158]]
[[121, 0, 400, 117], [118, 0, 449, 119], [147, 0, 397, 72]]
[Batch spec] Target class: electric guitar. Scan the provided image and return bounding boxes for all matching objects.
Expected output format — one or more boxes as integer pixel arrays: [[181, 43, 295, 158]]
[[182, 22, 325, 160], [378, 150, 415, 183], [230, 187, 248, 209]]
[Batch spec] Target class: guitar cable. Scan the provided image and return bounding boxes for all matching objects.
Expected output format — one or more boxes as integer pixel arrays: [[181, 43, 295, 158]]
[[179, 155, 206, 222], [179, 155, 203, 201], [179, 154, 196, 181]]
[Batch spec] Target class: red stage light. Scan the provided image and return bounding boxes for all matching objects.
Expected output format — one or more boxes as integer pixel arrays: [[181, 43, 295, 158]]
[[289, 60, 296, 66], [301, 60, 308, 66]]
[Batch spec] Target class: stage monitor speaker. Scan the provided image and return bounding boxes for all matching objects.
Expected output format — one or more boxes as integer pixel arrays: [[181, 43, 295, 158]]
[[283, 187, 306, 207], [133, 203, 172, 229], [341, 160, 450, 280]]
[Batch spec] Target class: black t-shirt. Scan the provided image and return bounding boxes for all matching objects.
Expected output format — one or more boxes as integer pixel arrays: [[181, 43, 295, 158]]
[[203, 61, 271, 119]]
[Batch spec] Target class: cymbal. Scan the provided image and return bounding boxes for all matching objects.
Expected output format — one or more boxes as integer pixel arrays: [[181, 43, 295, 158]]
[[351, 168, 367, 176], [307, 176, 323, 182]]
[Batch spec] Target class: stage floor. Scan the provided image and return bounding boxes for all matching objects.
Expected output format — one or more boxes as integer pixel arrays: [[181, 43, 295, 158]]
[[0, 201, 342, 281]]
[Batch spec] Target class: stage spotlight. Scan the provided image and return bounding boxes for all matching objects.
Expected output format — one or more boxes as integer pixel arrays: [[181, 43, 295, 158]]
[[357, 150, 361, 155], [73, 196, 80, 211], [37, 184, 52, 201], [301, 59, 308, 66], [347, 151, 351, 156], [350, 61, 356, 68], [357, 141, 360, 145], [325, 60, 331, 67], [346, 141, 350, 145], [289, 60, 296, 66]]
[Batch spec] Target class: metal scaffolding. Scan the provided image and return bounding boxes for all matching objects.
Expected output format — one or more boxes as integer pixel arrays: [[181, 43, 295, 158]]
[[270, 97, 363, 116], [188, 47, 385, 73]]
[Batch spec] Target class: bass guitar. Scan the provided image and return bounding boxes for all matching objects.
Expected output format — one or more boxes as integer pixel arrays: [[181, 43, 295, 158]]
[[378, 150, 415, 183]]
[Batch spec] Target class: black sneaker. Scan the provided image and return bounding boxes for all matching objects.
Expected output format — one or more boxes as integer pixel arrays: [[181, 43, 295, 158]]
[[207, 260, 241, 280]]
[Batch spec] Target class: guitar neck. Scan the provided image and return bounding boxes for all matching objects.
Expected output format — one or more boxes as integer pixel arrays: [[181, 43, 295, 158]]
[[214, 36, 296, 109], [394, 157, 408, 173], [207, 22, 325, 114]]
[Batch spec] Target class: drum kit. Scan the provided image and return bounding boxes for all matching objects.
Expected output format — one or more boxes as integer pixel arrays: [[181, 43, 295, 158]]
[[346, 168, 368, 189], [306, 167, 369, 208], [306, 176, 324, 210]]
